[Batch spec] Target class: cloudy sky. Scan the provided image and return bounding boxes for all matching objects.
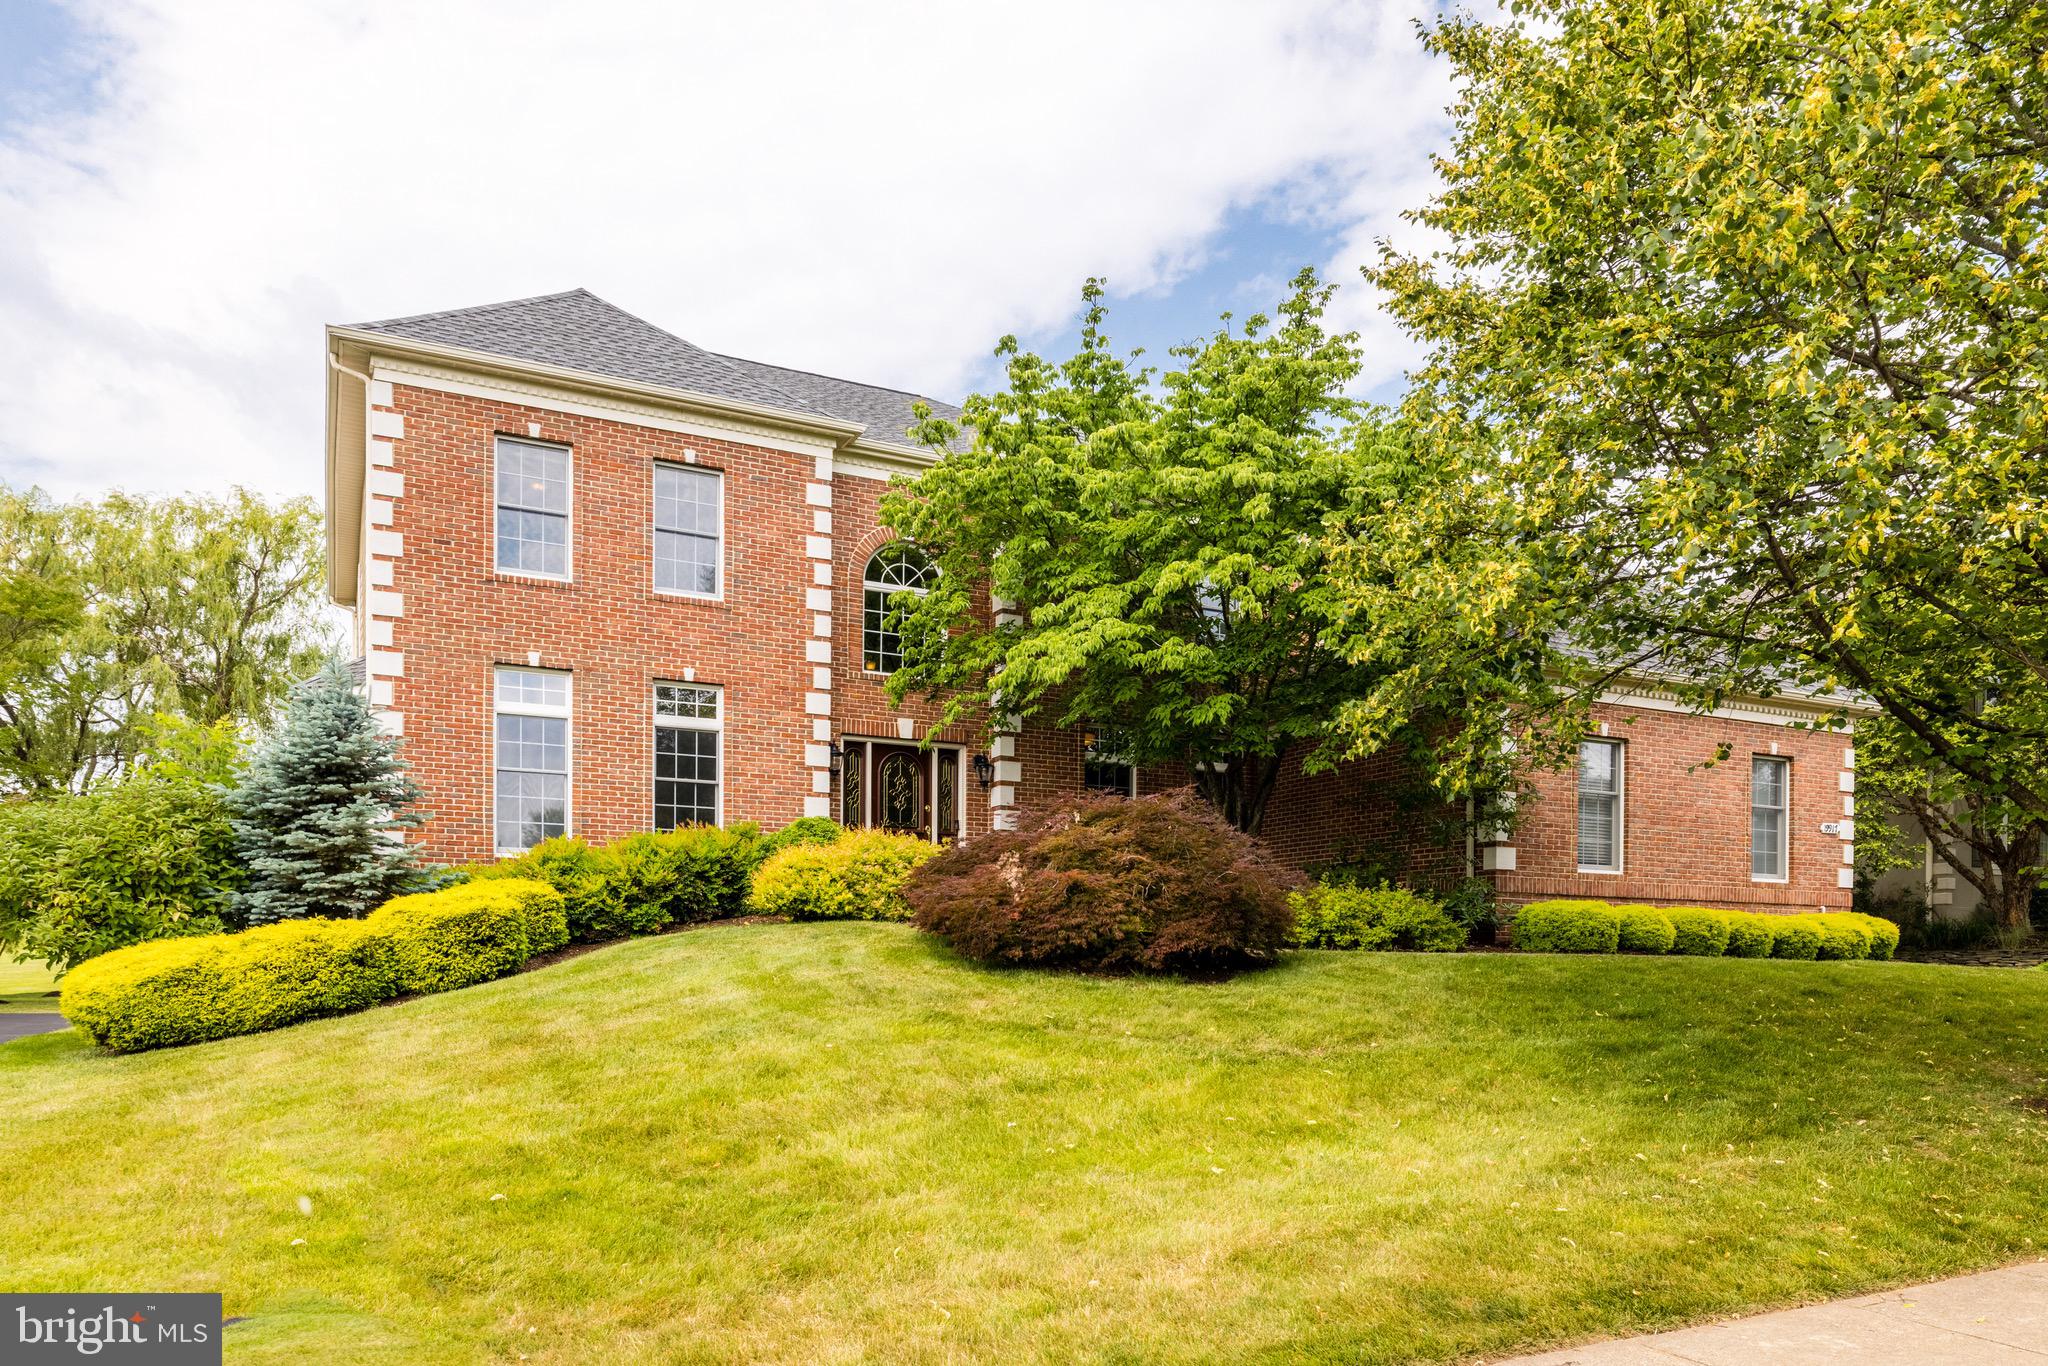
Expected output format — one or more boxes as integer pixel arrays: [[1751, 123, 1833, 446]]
[[0, 0, 1455, 503]]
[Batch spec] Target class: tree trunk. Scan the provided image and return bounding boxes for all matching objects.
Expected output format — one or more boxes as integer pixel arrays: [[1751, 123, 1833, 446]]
[[1990, 869, 2037, 937], [1184, 753, 1284, 838]]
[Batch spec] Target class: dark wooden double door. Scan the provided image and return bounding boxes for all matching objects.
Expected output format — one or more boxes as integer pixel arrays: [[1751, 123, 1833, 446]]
[[843, 740, 960, 842]]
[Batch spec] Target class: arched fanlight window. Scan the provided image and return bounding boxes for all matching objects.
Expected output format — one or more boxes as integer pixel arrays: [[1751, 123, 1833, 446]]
[[862, 543, 936, 674]]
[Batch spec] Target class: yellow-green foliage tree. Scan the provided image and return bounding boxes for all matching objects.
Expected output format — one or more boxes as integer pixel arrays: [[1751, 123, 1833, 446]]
[[1341, 0, 2047, 927], [0, 486, 331, 794]]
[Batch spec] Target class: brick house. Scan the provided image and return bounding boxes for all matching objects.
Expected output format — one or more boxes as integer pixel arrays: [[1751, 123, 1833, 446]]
[[323, 289, 1861, 912]]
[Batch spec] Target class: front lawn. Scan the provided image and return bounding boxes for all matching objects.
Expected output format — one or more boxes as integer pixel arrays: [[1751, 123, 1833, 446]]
[[0, 957, 60, 1011], [4, 923, 2045, 1363]]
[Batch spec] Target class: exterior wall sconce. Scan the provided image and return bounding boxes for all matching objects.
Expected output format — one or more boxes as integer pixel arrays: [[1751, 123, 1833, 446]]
[[971, 753, 995, 789], [826, 739, 847, 775]]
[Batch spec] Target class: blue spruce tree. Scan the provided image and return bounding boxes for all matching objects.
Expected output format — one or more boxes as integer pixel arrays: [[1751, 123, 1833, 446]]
[[231, 657, 423, 922]]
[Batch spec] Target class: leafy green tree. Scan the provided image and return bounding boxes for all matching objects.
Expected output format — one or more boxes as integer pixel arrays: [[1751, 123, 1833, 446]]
[[1348, 0, 2047, 924], [0, 486, 330, 794], [0, 730, 246, 972], [231, 658, 423, 923], [883, 271, 1439, 835]]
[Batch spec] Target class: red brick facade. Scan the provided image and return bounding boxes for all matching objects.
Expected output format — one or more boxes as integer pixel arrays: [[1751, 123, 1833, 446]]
[[1493, 701, 1855, 911], [344, 363, 1856, 912]]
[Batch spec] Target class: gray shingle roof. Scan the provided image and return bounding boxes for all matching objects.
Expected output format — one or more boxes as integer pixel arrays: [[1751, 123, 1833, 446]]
[[351, 288, 961, 447], [712, 354, 964, 450]]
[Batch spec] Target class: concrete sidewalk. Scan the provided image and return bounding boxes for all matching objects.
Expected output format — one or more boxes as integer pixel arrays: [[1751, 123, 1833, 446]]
[[1505, 1261, 2048, 1363]]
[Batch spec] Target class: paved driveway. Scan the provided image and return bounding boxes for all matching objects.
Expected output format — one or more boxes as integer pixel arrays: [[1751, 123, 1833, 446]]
[[1504, 1260, 2048, 1363], [0, 1013, 70, 1043]]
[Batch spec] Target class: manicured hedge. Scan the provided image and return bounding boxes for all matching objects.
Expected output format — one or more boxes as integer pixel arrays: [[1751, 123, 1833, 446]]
[[1511, 900, 1903, 964], [368, 880, 569, 993], [470, 820, 842, 940], [1614, 904, 1677, 954], [748, 830, 937, 921], [1289, 884, 1464, 952], [469, 836, 650, 941], [1668, 906, 1732, 956], [61, 878, 564, 1052], [1511, 900, 1621, 953], [1723, 912, 1776, 958]]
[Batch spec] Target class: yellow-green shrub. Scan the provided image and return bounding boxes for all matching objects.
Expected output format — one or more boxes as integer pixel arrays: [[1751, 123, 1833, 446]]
[[1854, 912, 1901, 960], [60, 878, 565, 1052], [1511, 900, 1621, 953], [367, 879, 565, 993], [1289, 884, 1465, 951], [1613, 904, 1677, 953], [1667, 906, 1732, 956], [1723, 912, 1776, 957], [1804, 913, 1870, 960], [468, 836, 651, 941], [61, 918, 399, 1053], [1767, 915, 1823, 960], [747, 830, 938, 921]]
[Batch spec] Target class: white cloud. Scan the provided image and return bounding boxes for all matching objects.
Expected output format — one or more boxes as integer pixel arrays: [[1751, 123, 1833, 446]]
[[0, 0, 1452, 499]]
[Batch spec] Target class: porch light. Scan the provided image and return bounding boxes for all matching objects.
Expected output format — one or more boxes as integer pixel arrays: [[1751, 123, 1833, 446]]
[[971, 753, 995, 789]]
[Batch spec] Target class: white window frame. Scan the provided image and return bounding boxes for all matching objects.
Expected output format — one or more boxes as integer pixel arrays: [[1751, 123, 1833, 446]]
[[493, 666, 572, 855], [1576, 738, 1625, 874], [1082, 729, 1138, 797], [1751, 755, 1790, 883], [651, 462, 725, 600], [494, 436, 573, 582], [862, 543, 936, 675], [652, 681, 724, 829]]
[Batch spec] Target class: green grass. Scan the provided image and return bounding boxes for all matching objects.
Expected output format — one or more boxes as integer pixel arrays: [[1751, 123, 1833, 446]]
[[0, 956, 60, 1011], [4, 924, 2046, 1364]]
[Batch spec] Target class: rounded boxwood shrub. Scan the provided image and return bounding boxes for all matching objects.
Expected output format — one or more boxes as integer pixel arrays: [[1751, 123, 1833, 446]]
[[1767, 915, 1823, 960], [1613, 904, 1677, 954], [748, 830, 938, 921], [905, 792, 1298, 974], [1723, 912, 1776, 957], [1289, 883, 1464, 952], [1667, 906, 1732, 956], [1853, 912, 1901, 961], [1806, 913, 1872, 960], [1511, 900, 1621, 953]]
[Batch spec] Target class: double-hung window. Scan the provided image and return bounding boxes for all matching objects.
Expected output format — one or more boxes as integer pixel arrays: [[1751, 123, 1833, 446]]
[[1751, 756, 1789, 880], [1576, 739, 1624, 872], [654, 682, 722, 829], [495, 438, 571, 578], [494, 667, 570, 852], [1082, 729, 1137, 797], [654, 464, 722, 596]]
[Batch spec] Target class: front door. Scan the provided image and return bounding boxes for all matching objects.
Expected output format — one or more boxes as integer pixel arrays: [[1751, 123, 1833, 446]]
[[869, 744, 929, 837]]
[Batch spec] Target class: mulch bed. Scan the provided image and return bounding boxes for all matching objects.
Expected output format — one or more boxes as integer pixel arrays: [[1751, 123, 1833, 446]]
[[1897, 939, 2048, 969]]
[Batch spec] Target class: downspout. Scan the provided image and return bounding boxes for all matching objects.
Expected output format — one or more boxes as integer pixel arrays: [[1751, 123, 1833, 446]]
[[327, 351, 375, 657]]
